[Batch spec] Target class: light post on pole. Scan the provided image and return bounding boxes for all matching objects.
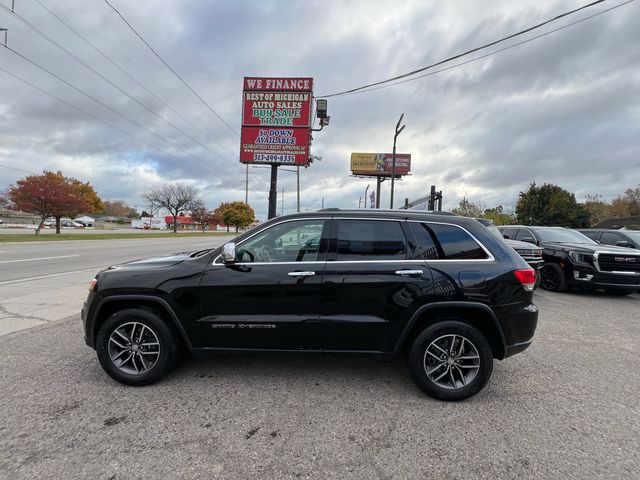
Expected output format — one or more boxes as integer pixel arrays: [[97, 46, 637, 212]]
[[390, 113, 405, 209]]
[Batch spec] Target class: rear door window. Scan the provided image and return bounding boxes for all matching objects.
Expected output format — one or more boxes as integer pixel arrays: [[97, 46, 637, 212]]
[[335, 220, 407, 261], [408, 222, 440, 259]]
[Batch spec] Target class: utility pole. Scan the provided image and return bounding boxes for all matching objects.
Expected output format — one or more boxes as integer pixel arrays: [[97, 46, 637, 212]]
[[268, 165, 278, 219], [244, 163, 249, 204], [281, 186, 284, 216], [390, 113, 406, 209], [296, 166, 300, 213], [364, 184, 370, 209]]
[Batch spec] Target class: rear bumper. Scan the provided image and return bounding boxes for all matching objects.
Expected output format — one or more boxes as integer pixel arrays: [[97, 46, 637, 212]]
[[498, 302, 538, 359]]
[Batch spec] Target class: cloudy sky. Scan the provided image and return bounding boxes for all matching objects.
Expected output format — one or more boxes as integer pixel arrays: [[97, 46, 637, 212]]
[[1, 0, 639, 220]]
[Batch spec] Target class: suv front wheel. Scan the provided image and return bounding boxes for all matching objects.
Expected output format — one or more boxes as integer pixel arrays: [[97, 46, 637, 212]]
[[408, 320, 493, 401], [96, 308, 177, 386]]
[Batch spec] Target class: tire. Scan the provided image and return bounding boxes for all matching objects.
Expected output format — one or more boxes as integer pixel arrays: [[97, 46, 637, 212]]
[[540, 263, 568, 292], [408, 320, 493, 401], [96, 308, 177, 386]]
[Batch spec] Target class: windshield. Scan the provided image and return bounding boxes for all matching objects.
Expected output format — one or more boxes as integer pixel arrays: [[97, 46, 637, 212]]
[[535, 228, 597, 244], [622, 231, 640, 243], [484, 224, 505, 241]]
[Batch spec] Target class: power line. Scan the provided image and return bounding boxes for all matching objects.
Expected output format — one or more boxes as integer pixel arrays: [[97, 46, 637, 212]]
[[34, 0, 237, 159], [335, 0, 635, 98], [103, 0, 240, 137], [0, 161, 145, 201], [319, 0, 609, 98], [2, 3, 231, 163], [0, 61, 218, 176]]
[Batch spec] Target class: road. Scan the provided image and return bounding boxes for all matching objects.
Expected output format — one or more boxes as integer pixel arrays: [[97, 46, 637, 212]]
[[0, 235, 231, 336], [1, 289, 638, 479]]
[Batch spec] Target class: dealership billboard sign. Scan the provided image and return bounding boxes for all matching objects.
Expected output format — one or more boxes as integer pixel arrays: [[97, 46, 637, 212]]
[[350, 152, 411, 176], [240, 77, 313, 166]]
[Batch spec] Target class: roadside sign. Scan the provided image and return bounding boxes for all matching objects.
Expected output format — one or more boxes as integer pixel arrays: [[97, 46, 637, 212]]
[[241, 77, 313, 166], [350, 152, 411, 176]]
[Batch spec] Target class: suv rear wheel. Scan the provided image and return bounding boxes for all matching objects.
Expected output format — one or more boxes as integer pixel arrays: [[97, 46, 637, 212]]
[[408, 320, 493, 401], [96, 308, 177, 386]]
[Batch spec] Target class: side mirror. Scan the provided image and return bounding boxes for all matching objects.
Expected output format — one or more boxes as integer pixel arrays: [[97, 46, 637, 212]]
[[521, 237, 536, 245], [616, 241, 631, 248], [222, 242, 236, 263]]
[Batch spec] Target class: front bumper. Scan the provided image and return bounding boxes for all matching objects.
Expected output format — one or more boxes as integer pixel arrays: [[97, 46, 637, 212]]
[[570, 265, 640, 290]]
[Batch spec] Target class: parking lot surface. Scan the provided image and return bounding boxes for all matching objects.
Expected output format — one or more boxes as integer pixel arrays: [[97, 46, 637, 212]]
[[1, 289, 638, 479]]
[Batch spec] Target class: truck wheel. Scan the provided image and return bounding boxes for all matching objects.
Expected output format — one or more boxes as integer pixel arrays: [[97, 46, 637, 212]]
[[540, 263, 568, 292], [96, 308, 177, 386], [408, 320, 493, 401]]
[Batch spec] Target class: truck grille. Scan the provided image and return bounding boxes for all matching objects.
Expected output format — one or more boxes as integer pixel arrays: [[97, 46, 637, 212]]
[[596, 253, 640, 273]]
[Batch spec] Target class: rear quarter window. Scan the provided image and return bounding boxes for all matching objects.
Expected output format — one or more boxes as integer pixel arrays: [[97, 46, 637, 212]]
[[428, 223, 489, 260]]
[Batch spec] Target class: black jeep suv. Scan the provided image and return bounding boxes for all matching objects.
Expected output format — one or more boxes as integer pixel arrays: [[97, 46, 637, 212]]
[[499, 225, 640, 294], [82, 210, 538, 401]]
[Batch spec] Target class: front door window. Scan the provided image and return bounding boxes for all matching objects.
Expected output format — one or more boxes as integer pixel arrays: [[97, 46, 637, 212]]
[[237, 220, 326, 263]]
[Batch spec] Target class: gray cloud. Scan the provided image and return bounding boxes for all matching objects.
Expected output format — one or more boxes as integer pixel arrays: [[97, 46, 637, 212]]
[[1, 0, 639, 219]]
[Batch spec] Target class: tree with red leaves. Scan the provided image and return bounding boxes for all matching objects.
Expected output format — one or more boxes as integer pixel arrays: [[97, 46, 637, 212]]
[[9, 171, 103, 235], [187, 199, 222, 233]]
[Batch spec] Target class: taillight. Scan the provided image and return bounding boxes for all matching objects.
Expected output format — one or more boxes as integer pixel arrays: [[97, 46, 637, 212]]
[[514, 268, 536, 291]]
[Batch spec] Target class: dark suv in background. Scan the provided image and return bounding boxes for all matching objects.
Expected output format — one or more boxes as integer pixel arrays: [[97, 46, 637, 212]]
[[578, 229, 640, 250], [82, 210, 539, 401], [476, 219, 544, 288], [499, 225, 640, 294]]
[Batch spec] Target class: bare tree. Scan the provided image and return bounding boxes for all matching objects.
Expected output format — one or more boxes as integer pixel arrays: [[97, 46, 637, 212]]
[[144, 183, 199, 233]]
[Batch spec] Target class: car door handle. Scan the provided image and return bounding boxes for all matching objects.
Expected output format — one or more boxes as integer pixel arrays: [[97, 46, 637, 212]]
[[395, 269, 424, 276], [288, 271, 316, 277]]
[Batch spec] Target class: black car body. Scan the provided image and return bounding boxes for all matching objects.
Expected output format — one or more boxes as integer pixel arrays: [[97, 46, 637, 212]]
[[578, 229, 640, 250], [499, 225, 640, 294], [83, 210, 539, 400]]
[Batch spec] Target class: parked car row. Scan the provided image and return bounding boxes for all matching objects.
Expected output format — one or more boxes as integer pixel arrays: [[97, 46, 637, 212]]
[[42, 217, 84, 228], [498, 225, 640, 295]]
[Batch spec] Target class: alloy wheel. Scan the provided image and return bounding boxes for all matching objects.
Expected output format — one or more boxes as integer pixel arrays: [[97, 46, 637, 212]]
[[423, 334, 480, 390], [108, 322, 161, 375]]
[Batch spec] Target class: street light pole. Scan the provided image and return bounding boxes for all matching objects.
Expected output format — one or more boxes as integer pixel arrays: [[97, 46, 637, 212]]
[[364, 184, 370, 209], [390, 113, 406, 209]]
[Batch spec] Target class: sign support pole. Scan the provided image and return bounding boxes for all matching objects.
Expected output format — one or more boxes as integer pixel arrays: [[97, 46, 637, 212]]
[[375, 177, 381, 209], [268, 164, 279, 219]]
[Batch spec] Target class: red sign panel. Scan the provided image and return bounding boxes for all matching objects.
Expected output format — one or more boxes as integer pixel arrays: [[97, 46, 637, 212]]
[[241, 77, 313, 166], [240, 127, 310, 166]]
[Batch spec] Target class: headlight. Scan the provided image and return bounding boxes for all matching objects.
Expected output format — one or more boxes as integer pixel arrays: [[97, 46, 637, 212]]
[[569, 251, 594, 265], [88, 278, 98, 292]]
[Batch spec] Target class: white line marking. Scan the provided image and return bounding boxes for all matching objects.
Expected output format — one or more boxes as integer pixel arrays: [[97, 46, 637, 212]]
[[0, 254, 79, 264], [0, 267, 97, 286]]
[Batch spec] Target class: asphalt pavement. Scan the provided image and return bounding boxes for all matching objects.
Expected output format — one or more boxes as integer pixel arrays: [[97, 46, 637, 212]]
[[1, 287, 639, 479], [0, 235, 232, 335]]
